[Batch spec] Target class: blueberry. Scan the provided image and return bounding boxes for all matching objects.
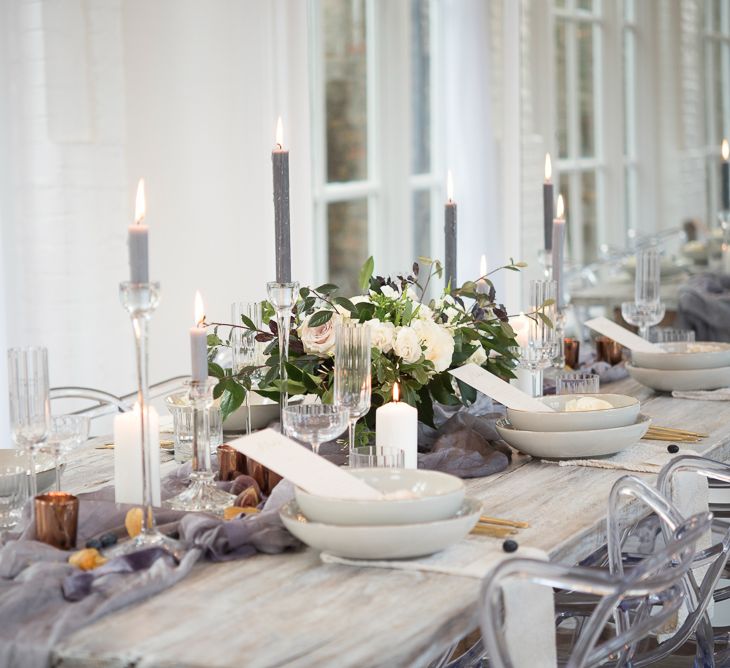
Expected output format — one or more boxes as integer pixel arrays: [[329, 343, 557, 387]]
[[502, 539, 519, 553], [85, 538, 102, 550], [667, 444, 679, 454], [99, 532, 118, 547]]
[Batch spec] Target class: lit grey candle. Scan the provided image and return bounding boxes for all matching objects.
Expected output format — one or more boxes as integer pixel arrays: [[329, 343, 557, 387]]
[[272, 117, 291, 283], [543, 153, 554, 251], [190, 291, 208, 383], [552, 195, 566, 310], [444, 170, 457, 290], [128, 179, 149, 283], [722, 139, 729, 211]]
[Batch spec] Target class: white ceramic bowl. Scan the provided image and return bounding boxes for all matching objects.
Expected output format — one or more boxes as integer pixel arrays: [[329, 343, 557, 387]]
[[626, 363, 730, 392], [632, 342, 730, 371], [495, 415, 651, 459], [223, 392, 295, 433], [295, 468, 466, 526], [506, 394, 640, 432], [280, 497, 481, 559]]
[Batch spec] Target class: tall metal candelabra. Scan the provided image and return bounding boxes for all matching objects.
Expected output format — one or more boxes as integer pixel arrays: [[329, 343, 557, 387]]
[[111, 282, 183, 558], [267, 281, 299, 425]]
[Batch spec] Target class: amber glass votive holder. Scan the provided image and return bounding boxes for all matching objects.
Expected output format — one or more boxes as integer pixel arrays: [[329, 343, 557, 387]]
[[35, 492, 78, 550], [217, 445, 247, 482], [595, 336, 624, 365], [563, 338, 580, 369]]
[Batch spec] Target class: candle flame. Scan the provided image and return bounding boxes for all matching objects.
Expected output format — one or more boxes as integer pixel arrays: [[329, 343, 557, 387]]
[[544, 153, 552, 181], [134, 179, 146, 224], [723, 139, 729, 161], [446, 170, 454, 202], [393, 383, 400, 402], [275, 116, 284, 148], [479, 254, 487, 277], [194, 291, 205, 328], [556, 194, 565, 219]]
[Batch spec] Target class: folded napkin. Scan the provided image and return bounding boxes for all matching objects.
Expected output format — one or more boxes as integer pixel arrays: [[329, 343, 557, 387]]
[[541, 443, 697, 474], [671, 387, 730, 401], [321, 540, 556, 668]]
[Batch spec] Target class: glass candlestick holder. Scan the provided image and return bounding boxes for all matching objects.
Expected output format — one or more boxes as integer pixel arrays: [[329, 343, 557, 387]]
[[266, 281, 299, 424], [166, 379, 235, 514], [110, 282, 184, 559], [509, 345, 554, 398]]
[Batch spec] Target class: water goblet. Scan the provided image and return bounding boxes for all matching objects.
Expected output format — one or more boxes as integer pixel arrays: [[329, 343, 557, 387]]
[[282, 405, 349, 455], [334, 322, 371, 460], [46, 415, 90, 491], [621, 301, 665, 341]]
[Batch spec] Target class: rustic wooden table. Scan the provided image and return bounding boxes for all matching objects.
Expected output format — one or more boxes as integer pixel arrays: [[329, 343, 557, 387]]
[[53, 378, 730, 667]]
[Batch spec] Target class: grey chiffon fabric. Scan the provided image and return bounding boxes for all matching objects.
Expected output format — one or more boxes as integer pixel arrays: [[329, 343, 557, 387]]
[[676, 272, 730, 342]]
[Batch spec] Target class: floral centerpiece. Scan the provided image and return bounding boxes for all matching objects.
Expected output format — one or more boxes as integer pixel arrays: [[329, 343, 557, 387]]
[[206, 257, 535, 428]]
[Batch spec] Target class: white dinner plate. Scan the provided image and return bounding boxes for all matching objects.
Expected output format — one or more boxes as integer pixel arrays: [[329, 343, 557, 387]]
[[495, 415, 651, 459], [632, 342, 730, 371], [626, 362, 730, 392], [295, 468, 465, 526], [280, 497, 482, 560], [506, 394, 640, 432]]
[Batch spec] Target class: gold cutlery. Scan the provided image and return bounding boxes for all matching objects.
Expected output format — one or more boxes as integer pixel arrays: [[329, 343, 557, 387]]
[[479, 515, 529, 529], [470, 525, 517, 538]]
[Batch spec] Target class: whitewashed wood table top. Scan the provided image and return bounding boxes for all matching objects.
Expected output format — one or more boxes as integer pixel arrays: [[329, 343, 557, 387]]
[[54, 378, 730, 668]]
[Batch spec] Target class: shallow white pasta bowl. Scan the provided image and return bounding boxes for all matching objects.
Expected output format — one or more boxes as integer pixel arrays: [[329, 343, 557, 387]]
[[280, 497, 481, 559], [632, 342, 730, 371], [506, 394, 640, 432], [294, 468, 465, 526], [626, 363, 730, 392], [495, 414, 651, 459]]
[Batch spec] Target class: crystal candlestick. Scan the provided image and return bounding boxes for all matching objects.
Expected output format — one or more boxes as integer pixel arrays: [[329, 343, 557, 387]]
[[166, 379, 234, 513], [266, 281, 299, 423], [111, 282, 183, 558]]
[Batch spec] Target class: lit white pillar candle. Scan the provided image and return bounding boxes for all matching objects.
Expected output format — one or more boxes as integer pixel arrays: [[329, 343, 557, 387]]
[[128, 179, 149, 283], [114, 404, 160, 505], [509, 313, 533, 394], [552, 194, 566, 310], [190, 291, 208, 383], [376, 383, 418, 469]]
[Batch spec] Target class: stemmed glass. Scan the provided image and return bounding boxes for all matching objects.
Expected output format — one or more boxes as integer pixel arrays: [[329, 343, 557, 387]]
[[45, 415, 90, 491], [266, 282, 299, 424], [621, 247, 664, 339], [334, 322, 371, 460], [282, 405, 349, 456], [231, 301, 265, 434], [8, 347, 50, 499]]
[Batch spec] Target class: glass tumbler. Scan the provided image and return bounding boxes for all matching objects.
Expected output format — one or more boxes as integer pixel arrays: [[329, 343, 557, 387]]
[[556, 372, 600, 395], [165, 392, 223, 463], [0, 449, 29, 530], [350, 446, 404, 469], [649, 328, 696, 344]]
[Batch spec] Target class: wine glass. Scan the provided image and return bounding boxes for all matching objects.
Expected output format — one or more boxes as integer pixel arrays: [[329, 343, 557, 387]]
[[621, 301, 666, 341], [282, 405, 349, 455], [45, 415, 91, 491], [334, 322, 371, 460], [8, 347, 50, 499], [231, 301, 265, 434]]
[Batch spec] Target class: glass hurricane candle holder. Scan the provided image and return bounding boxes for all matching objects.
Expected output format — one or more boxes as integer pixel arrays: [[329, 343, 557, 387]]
[[266, 281, 299, 425], [166, 379, 235, 514]]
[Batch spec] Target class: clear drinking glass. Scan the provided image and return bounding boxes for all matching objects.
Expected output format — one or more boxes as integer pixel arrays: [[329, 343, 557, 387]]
[[231, 301, 265, 435], [282, 404, 349, 455], [45, 415, 90, 491], [621, 301, 666, 341], [334, 322, 371, 460], [8, 347, 50, 500], [649, 328, 696, 344], [350, 446, 404, 469], [165, 393, 223, 463], [634, 246, 661, 305], [556, 372, 600, 395], [0, 449, 29, 530]]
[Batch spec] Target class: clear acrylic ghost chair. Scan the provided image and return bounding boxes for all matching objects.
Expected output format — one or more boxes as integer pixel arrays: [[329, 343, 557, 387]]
[[480, 507, 711, 668]]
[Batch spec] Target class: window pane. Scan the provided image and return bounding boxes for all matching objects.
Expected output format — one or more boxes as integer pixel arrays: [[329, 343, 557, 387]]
[[578, 23, 595, 157], [411, 0, 431, 175], [554, 0, 567, 8], [581, 171, 597, 262], [714, 40, 725, 143], [328, 199, 368, 296], [577, 0, 594, 11], [555, 21, 569, 159], [413, 190, 431, 261], [622, 29, 636, 158], [324, 0, 368, 183]]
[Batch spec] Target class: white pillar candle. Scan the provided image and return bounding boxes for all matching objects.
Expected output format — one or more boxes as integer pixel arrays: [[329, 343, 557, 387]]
[[191, 291, 208, 383], [510, 312, 530, 348], [114, 404, 160, 505], [128, 179, 149, 284], [510, 367, 534, 395], [376, 384, 418, 469]]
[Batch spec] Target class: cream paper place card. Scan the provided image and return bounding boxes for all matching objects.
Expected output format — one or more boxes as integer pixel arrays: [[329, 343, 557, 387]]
[[229, 428, 383, 500], [449, 364, 554, 412], [584, 317, 662, 353]]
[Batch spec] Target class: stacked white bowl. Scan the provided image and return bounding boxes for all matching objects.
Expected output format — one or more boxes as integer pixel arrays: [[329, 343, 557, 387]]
[[627, 342, 730, 392]]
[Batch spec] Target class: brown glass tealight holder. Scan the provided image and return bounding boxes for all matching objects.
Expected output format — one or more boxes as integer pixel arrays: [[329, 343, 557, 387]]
[[563, 338, 580, 369], [216, 445, 282, 495], [595, 336, 624, 366], [35, 492, 79, 550]]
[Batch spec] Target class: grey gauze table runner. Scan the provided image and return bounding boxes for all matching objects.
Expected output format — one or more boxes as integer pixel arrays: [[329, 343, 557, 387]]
[[0, 479, 299, 668], [676, 272, 730, 342]]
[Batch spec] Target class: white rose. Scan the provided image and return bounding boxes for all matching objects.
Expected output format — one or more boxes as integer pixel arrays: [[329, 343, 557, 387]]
[[379, 285, 399, 300], [393, 326, 422, 363], [412, 320, 455, 373], [406, 286, 420, 302], [299, 313, 339, 356], [415, 303, 433, 320], [367, 319, 395, 353], [466, 344, 487, 367], [351, 295, 370, 305]]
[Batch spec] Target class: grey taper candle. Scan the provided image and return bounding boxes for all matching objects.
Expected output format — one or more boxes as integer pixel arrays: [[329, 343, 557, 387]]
[[129, 179, 149, 283], [552, 195, 566, 310], [444, 171, 457, 290], [190, 291, 208, 383], [272, 118, 291, 283], [722, 139, 729, 211], [543, 154, 554, 251]]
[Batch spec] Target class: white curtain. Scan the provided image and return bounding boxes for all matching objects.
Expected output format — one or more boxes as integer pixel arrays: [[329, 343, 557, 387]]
[[0, 0, 313, 436]]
